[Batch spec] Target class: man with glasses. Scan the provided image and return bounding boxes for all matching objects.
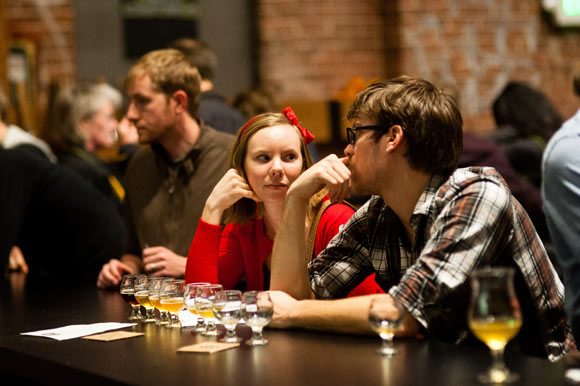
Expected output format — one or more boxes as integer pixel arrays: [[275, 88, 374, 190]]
[[269, 76, 571, 360]]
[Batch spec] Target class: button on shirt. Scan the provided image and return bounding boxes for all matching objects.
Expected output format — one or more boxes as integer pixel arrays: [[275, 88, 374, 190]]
[[309, 167, 570, 360]]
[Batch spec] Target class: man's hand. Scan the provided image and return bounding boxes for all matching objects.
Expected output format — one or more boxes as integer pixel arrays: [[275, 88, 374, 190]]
[[267, 290, 299, 329], [142, 246, 186, 278], [287, 154, 351, 203], [6, 246, 29, 274], [97, 258, 136, 288]]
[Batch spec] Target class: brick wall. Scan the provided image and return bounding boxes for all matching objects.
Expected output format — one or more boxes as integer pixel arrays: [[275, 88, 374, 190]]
[[3, 0, 76, 131], [258, 0, 387, 101], [258, 0, 580, 133]]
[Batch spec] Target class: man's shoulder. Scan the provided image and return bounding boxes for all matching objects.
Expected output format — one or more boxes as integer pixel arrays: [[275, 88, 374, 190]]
[[197, 125, 234, 158], [436, 167, 512, 208]]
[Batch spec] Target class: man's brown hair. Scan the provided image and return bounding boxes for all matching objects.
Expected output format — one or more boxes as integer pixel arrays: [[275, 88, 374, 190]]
[[126, 49, 201, 118], [347, 76, 463, 175]]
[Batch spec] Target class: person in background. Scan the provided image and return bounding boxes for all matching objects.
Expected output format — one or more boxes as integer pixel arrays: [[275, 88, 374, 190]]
[[542, 61, 580, 341], [185, 108, 381, 296], [269, 77, 570, 360], [491, 81, 563, 187], [0, 85, 55, 162], [44, 82, 136, 209], [170, 38, 246, 135], [1, 89, 124, 282], [0, 85, 55, 274], [96, 49, 234, 288]]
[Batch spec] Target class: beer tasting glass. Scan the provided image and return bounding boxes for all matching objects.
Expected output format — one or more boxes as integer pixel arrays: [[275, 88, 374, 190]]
[[468, 267, 522, 384], [195, 284, 223, 336], [119, 274, 141, 321], [214, 290, 243, 343], [241, 291, 273, 346], [184, 282, 210, 332], [134, 275, 156, 323], [160, 279, 186, 328], [368, 296, 405, 356], [148, 277, 171, 325]]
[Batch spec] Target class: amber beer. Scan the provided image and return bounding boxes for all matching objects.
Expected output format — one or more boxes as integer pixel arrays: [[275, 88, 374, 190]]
[[149, 294, 163, 310], [161, 297, 185, 313], [135, 291, 153, 308]]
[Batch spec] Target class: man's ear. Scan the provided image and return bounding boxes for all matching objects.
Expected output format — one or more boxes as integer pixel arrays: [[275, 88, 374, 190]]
[[385, 125, 405, 153], [171, 90, 189, 113]]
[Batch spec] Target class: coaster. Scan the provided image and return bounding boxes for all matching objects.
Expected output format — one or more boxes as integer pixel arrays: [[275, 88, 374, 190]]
[[177, 342, 240, 354], [82, 331, 144, 342]]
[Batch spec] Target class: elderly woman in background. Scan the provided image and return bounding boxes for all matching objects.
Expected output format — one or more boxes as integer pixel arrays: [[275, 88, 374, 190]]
[[44, 82, 138, 208]]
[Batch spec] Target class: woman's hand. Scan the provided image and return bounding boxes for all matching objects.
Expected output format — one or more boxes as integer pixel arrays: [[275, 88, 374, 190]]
[[287, 154, 351, 203], [202, 169, 261, 224]]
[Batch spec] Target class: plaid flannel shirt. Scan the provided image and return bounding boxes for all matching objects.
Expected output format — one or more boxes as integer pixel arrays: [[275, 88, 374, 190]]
[[309, 167, 571, 360]]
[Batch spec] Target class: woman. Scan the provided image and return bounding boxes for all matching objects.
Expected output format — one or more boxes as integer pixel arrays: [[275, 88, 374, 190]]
[[45, 82, 138, 208], [185, 108, 381, 296]]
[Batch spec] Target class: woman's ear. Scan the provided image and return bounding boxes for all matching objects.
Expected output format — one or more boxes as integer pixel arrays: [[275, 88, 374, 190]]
[[171, 90, 189, 113], [385, 125, 405, 153]]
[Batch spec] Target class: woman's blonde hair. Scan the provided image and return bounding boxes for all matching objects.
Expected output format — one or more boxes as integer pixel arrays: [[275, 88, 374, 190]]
[[223, 112, 326, 225]]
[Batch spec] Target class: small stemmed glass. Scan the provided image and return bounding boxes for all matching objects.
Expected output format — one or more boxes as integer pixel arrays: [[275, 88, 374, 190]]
[[160, 279, 186, 328], [214, 290, 243, 343], [195, 284, 223, 336], [148, 277, 171, 325], [241, 291, 273, 346], [368, 296, 406, 356], [134, 275, 156, 323], [184, 282, 210, 332], [468, 267, 522, 384], [120, 274, 141, 321]]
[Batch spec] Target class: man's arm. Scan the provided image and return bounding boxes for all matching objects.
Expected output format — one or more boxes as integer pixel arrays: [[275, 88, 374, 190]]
[[270, 155, 351, 299], [270, 190, 312, 298], [268, 291, 420, 336]]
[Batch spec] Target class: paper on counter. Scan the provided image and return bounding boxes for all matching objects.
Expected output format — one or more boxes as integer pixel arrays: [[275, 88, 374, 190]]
[[178, 310, 198, 327], [82, 331, 144, 342], [178, 342, 240, 354], [21, 322, 137, 341]]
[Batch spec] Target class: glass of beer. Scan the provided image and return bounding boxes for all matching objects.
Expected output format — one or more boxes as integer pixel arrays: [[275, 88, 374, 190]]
[[184, 282, 210, 333], [134, 275, 156, 323], [241, 291, 273, 346], [195, 284, 223, 336], [468, 267, 522, 384], [214, 290, 243, 343], [160, 279, 186, 328], [368, 296, 405, 356], [148, 277, 171, 325], [120, 274, 141, 321]]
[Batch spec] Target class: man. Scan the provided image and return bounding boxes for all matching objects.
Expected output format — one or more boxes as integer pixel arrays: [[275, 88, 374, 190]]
[[542, 61, 580, 341], [270, 77, 570, 360], [1, 88, 124, 282], [97, 49, 233, 288], [170, 38, 246, 135]]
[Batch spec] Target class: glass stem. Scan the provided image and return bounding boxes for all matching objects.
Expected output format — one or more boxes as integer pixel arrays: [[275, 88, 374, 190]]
[[490, 347, 507, 373], [252, 327, 263, 340], [382, 338, 394, 352]]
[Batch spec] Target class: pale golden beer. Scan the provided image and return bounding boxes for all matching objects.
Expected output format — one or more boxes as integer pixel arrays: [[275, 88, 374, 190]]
[[469, 318, 522, 351], [161, 297, 185, 313]]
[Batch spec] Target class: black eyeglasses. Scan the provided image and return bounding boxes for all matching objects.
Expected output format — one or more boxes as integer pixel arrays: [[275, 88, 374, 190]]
[[346, 125, 392, 145]]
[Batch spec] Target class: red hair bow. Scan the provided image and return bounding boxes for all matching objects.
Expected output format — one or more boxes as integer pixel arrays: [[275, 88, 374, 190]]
[[283, 106, 315, 145]]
